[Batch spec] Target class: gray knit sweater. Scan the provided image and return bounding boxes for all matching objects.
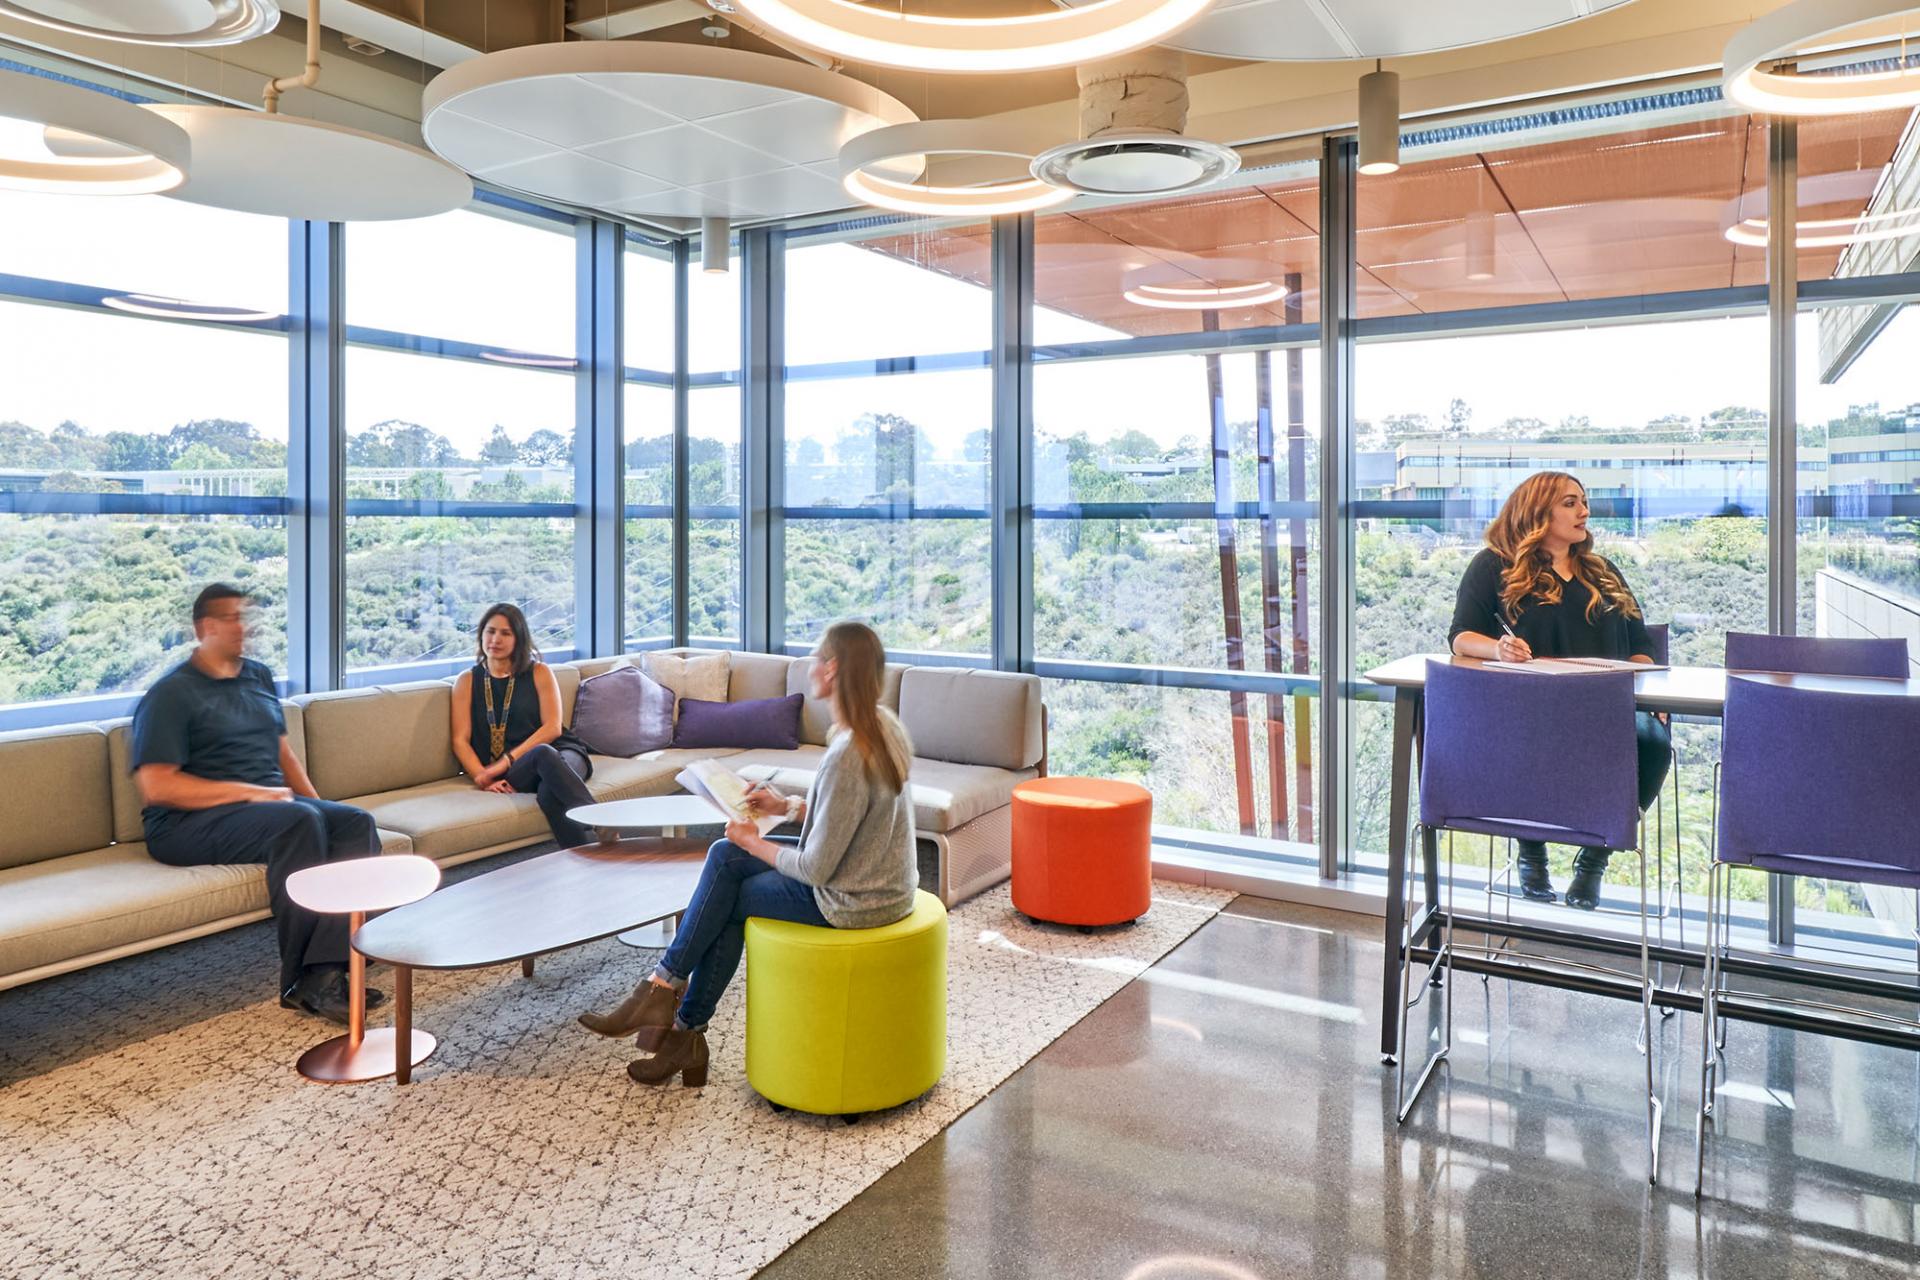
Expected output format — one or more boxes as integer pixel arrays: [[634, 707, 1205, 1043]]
[[775, 710, 918, 929]]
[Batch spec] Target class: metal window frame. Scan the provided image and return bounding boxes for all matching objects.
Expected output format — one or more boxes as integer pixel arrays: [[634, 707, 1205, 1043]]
[[741, 226, 786, 653], [575, 220, 626, 659], [288, 218, 344, 695], [672, 237, 692, 648], [1321, 135, 1358, 880], [992, 214, 1035, 673]]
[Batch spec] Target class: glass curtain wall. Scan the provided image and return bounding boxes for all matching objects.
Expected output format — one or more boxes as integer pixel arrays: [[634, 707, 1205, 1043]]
[[624, 234, 676, 646], [1032, 166, 1323, 861], [0, 188, 290, 712], [342, 201, 579, 680], [782, 217, 994, 657], [688, 231, 744, 646]]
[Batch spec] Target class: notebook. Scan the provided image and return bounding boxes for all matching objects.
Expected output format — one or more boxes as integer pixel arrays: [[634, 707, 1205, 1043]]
[[1481, 657, 1669, 675]]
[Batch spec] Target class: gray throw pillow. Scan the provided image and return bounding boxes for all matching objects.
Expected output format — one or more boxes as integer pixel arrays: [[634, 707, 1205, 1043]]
[[570, 664, 675, 758]]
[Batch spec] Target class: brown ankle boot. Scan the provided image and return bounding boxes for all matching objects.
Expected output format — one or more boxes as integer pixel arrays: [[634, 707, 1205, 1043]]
[[578, 979, 679, 1039], [627, 1027, 708, 1088]]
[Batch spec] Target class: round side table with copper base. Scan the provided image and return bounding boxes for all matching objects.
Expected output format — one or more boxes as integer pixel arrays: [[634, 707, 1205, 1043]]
[[287, 854, 442, 1084]]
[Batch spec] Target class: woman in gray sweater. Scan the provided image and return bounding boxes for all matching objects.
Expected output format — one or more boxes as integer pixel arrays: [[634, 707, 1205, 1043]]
[[578, 620, 918, 1087]]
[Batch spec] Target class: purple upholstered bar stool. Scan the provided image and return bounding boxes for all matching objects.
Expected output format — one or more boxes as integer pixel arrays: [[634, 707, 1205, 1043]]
[[1404, 661, 1663, 1182], [1725, 630, 1909, 678], [1694, 676, 1920, 1196]]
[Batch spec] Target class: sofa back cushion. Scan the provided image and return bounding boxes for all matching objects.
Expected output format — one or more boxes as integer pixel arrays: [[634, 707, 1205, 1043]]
[[672, 694, 803, 751], [0, 724, 112, 869], [897, 668, 1044, 770], [727, 651, 792, 703], [571, 664, 675, 757], [569, 656, 633, 682], [553, 663, 582, 725], [298, 682, 459, 800], [104, 707, 305, 845], [786, 658, 904, 747]]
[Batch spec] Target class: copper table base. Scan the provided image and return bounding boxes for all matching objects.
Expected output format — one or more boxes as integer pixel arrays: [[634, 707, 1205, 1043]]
[[296, 1027, 438, 1083]]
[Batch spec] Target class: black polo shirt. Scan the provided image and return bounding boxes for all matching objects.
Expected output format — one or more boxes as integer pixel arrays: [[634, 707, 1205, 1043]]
[[130, 656, 287, 828]]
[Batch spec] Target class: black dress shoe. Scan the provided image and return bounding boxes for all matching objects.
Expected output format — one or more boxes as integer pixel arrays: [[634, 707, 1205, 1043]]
[[280, 969, 387, 1025]]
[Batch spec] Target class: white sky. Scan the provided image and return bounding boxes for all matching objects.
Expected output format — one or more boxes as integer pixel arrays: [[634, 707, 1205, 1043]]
[[1, 190, 1914, 463]]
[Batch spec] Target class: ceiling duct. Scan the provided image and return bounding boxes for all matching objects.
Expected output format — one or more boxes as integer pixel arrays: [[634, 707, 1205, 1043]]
[[1031, 49, 1237, 197]]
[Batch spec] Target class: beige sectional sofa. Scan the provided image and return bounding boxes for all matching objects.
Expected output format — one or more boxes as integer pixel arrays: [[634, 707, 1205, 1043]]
[[0, 649, 1044, 992]]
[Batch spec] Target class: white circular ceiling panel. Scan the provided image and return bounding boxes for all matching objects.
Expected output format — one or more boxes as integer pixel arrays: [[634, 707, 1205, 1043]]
[[1054, 0, 1639, 61], [146, 105, 474, 220], [422, 43, 919, 222]]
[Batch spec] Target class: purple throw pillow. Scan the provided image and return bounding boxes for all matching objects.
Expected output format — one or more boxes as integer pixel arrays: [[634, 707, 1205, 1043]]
[[672, 694, 804, 751], [571, 665, 675, 757]]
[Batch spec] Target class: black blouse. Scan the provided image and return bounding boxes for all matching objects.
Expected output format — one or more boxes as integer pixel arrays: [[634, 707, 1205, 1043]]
[[1448, 548, 1653, 661], [468, 664, 543, 765]]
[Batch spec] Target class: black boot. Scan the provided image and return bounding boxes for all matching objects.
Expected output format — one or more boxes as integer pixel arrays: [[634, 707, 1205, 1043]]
[[1566, 848, 1609, 911], [1516, 841, 1556, 902]]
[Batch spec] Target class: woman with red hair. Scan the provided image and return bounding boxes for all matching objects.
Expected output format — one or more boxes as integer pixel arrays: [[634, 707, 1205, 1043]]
[[1448, 471, 1669, 910]]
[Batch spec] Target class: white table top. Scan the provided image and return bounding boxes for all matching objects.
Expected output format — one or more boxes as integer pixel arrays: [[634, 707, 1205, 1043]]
[[568, 794, 726, 831], [286, 854, 441, 915]]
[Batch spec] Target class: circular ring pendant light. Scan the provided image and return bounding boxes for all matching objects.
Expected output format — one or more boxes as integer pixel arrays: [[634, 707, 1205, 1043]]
[[1125, 279, 1287, 310], [841, 120, 1073, 216], [1724, 0, 1920, 114], [0, 68, 189, 195], [102, 293, 278, 321], [730, 0, 1218, 74], [0, 0, 278, 47]]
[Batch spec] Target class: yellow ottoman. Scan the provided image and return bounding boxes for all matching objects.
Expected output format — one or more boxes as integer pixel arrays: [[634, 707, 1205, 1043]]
[[745, 890, 948, 1117]]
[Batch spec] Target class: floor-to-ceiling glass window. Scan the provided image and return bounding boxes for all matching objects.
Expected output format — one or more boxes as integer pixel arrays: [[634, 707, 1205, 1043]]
[[342, 200, 577, 681], [1792, 103, 1920, 960], [1031, 165, 1324, 861], [687, 228, 743, 647], [0, 188, 289, 717], [783, 217, 993, 656], [624, 233, 676, 646]]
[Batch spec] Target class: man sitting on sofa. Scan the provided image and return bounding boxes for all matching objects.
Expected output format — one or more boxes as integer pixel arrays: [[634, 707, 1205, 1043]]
[[132, 583, 384, 1024]]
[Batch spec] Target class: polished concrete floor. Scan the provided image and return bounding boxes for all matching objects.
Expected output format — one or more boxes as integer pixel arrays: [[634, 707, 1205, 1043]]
[[760, 898, 1920, 1280]]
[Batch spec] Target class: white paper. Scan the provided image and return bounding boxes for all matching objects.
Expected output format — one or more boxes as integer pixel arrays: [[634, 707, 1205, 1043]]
[[1481, 657, 1666, 675], [675, 759, 787, 835]]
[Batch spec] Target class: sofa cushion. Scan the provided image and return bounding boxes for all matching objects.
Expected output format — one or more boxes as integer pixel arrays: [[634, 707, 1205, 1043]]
[[727, 651, 793, 702], [569, 656, 633, 681], [376, 828, 414, 856], [0, 724, 112, 871], [582, 752, 707, 804], [553, 664, 583, 725], [673, 694, 803, 751], [898, 669, 1043, 770], [733, 748, 1026, 834], [572, 665, 675, 757], [299, 682, 459, 802], [0, 843, 266, 978], [642, 651, 730, 712], [785, 659, 905, 748], [343, 778, 548, 862]]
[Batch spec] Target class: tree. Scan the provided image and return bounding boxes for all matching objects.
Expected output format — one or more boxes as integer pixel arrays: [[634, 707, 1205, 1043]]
[[962, 428, 990, 462], [793, 437, 826, 467], [172, 442, 234, 471], [103, 431, 167, 471], [481, 425, 519, 465], [1382, 413, 1432, 441], [0, 421, 59, 468], [1110, 428, 1161, 461], [517, 428, 570, 467], [1446, 398, 1472, 437]]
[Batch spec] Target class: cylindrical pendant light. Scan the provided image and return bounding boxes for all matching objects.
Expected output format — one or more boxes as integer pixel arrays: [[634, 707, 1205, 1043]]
[[701, 217, 730, 274], [0, 68, 190, 195], [1357, 62, 1400, 176]]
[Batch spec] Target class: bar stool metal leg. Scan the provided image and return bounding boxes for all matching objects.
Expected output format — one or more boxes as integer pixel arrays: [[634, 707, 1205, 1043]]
[[1396, 824, 1452, 1124]]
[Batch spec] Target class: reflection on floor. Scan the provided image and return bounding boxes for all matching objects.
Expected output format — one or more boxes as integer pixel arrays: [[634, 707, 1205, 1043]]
[[762, 897, 1920, 1280]]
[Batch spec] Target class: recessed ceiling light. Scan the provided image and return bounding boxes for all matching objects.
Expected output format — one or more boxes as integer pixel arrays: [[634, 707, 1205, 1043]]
[[1030, 133, 1238, 197], [730, 0, 1218, 74]]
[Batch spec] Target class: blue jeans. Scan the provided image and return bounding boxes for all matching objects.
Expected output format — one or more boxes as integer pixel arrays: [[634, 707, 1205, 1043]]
[[659, 837, 828, 1030]]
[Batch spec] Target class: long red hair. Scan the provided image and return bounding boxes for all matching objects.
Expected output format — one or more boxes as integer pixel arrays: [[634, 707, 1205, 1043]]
[[1485, 471, 1640, 624]]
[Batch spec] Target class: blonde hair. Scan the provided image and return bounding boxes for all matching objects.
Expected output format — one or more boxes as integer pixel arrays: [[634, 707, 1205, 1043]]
[[817, 621, 909, 794], [1485, 471, 1641, 625]]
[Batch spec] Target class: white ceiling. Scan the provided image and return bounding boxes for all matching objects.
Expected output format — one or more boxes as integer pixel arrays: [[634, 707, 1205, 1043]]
[[1057, 0, 1641, 61], [422, 43, 919, 221]]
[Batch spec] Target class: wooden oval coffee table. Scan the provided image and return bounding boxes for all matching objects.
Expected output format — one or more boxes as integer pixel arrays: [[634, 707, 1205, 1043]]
[[569, 795, 728, 947], [352, 838, 704, 1083]]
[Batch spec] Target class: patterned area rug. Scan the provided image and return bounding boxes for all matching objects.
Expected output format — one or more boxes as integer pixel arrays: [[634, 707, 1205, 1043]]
[[1, 875, 1229, 1280]]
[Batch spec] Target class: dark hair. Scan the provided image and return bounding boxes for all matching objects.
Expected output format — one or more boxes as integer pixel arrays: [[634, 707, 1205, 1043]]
[[474, 603, 540, 675], [192, 583, 249, 624]]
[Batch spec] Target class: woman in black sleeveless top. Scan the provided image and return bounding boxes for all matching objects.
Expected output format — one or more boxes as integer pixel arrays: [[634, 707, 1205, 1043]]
[[1447, 471, 1671, 910], [449, 603, 596, 848]]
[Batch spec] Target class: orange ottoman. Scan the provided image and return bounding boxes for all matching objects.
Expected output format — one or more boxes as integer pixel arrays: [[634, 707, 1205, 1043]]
[[1011, 777, 1153, 928]]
